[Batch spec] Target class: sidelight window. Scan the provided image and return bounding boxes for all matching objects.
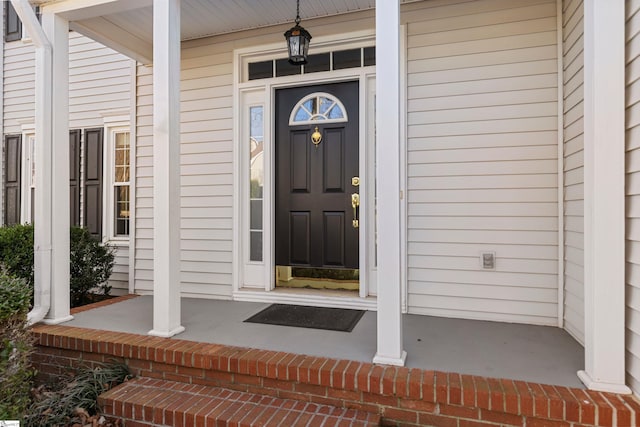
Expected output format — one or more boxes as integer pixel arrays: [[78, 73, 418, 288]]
[[249, 106, 264, 262]]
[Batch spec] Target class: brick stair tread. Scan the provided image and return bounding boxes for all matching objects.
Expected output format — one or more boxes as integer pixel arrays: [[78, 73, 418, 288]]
[[100, 377, 381, 427]]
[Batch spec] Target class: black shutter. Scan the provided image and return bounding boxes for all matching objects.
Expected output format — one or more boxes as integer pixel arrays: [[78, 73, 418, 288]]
[[69, 130, 81, 227], [3, 135, 22, 225], [4, 2, 22, 42], [83, 128, 103, 239]]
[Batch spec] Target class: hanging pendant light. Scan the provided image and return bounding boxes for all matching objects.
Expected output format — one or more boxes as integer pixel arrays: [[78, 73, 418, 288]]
[[284, 0, 312, 65]]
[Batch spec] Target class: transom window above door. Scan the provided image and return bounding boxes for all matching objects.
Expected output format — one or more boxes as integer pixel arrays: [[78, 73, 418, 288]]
[[289, 92, 348, 125]]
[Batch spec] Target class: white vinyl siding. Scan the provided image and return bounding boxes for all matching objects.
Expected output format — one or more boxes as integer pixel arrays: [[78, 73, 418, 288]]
[[626, 0, 640, 397], [562, 0, 584, 344], [2, 32, 133, 293], [404, 0, 560, 324], [133, 11, 375, 297]]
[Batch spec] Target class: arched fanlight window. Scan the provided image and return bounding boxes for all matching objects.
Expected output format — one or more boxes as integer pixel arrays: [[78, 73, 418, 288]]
[[289, 92, 348, 125]]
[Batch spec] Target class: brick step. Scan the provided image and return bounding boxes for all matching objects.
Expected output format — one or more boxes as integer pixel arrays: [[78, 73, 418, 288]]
[[99, 377, 381, 427]]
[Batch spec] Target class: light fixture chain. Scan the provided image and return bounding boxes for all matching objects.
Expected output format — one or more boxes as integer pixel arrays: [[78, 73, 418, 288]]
[[295, 0, 301, 25]]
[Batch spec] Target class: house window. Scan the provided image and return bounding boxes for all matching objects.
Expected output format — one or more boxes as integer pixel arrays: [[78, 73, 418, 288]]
[[112, 131, 130, 237], [249, 106, 264, 262], [27, 134, 35, 223], [4, 2, 40, 42], [4, 2, 22, 42], [288, 92, 348, 125]]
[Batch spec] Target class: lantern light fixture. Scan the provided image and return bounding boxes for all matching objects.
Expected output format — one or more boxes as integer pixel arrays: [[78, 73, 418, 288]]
[[284, 0, 312, 65]]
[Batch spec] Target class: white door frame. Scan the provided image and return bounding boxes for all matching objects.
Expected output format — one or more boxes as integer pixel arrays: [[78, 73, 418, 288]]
[[232, 30, 403, 310]]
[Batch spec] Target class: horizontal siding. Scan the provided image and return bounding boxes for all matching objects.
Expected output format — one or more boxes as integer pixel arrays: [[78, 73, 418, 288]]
[[109, 246, 129, 293], [133, 10, 376, 297], [405, 0, 559, 325], [3, 32, 133, 131], [562, 0, 584, 344], [627, 0, 640, 397], [3, 32, 133, 290]]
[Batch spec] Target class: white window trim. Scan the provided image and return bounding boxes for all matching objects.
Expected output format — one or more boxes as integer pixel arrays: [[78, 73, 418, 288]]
[[103, 123, 131, 244], [20, 124, 35, 224]]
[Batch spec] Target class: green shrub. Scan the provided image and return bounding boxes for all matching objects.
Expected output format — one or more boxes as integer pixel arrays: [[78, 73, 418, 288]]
[[69, 227, 114, 307], [0, 269, 35, 420], [25, 361, 131, 427], [0, 224, 115, 307], [0, 224, 35, 288]]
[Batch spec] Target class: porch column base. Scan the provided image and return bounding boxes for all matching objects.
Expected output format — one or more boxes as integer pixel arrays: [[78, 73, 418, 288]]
[[148, 325, 185, 338], [373, 350, 407, 367], [577, 370, 631, 394], [42, 315, 74, 325]]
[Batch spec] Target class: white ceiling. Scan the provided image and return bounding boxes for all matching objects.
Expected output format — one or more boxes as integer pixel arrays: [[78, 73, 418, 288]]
[[38, 0, 410, 63]]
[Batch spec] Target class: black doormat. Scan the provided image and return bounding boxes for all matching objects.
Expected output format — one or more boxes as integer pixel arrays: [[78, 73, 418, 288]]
[[244, 304, 365, 332]]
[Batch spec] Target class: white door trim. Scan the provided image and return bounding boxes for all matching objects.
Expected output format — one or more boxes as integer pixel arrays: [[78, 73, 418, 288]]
[[232, 31, 384, 309]]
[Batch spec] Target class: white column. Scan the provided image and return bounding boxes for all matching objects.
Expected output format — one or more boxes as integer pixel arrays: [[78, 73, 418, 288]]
[[149, 0, 184, 337], [40, 11, 72, 324], [577, 0, 630, 394], [373, 0, 406, 366]]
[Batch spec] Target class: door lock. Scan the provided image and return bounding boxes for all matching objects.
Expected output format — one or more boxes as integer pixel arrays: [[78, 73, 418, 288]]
[[351, 176, 360, 187], [351, 193, 360, 228]]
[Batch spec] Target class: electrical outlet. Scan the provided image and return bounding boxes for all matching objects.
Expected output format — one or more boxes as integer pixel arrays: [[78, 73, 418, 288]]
[[481, 252, 495, 270]]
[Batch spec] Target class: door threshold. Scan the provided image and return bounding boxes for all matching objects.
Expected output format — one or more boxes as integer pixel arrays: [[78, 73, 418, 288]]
[[233, 287, 377, 310]]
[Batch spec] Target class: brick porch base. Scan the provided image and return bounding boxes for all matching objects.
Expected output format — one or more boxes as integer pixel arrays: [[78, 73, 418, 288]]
[[29, 296, 640, 426]]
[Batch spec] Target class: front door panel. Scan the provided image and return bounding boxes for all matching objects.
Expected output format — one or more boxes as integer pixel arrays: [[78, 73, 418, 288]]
[[276, 81, 359, 269]]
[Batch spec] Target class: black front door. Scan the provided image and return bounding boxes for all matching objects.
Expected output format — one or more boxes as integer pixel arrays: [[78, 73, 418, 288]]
[[275, 81, 359, 269]]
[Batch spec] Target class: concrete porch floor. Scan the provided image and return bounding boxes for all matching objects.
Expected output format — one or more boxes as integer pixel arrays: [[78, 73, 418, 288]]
[[63, 295, 584, 389]]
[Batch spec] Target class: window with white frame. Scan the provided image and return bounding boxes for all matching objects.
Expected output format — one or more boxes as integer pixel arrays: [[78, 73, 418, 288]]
[[27, 134, 35, 223], [111, 130, 130, 238]]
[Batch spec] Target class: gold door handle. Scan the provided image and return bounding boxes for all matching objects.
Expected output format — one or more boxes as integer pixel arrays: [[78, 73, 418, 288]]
[[351, 193, 360, 228]]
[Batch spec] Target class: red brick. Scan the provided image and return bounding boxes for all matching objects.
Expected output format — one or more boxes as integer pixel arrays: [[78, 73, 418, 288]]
[[487, 377, 504, 412], [398, 399, 437, 413], [526, 416, 570, 427], [474, 376, 491, 410], [309, 357, 329, 385], [407, 368, 423, 400], [419, 413, 458, 427], [480, 408, 523, 426], [528, 382, 548, 418], [572, 388, 596, 425], [603, 394, 632, 427], [395, 367, 409, 398], [296, 356, 315, 383], [448, 373, 462, 405], [295, 382, 327, 397], [435, 371, 448, 403], [556, 386, 580, 423], [362, 391, 397, 406], [234, 373, 262, 386], [439, 403, 478, 420], [383, 407, 418, 423], [501, 379, 519, 415], [319, 359, 337, 387], [461, 374, 476, 407], [327, 387, 361, 401], [459, 420, 499, 427], [585, 390, 613, 426], [369, 365, 385, 394], [381, 366, 396, 395], [514, 380, 534, 417], [344, 361, 361, 391], [331, 359, 349, 389], [541, 384, 565, 420], [357, 364, 373, 392]]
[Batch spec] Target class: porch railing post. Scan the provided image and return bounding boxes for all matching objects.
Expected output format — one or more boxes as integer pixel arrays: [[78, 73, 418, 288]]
[[578, 0, 630, 394], [149, 0, 184, 337], [373, 0, 406, 366]]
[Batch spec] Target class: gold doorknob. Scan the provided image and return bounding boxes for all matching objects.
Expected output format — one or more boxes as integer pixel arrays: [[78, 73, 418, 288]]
[[351, 193, 360, 228]]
